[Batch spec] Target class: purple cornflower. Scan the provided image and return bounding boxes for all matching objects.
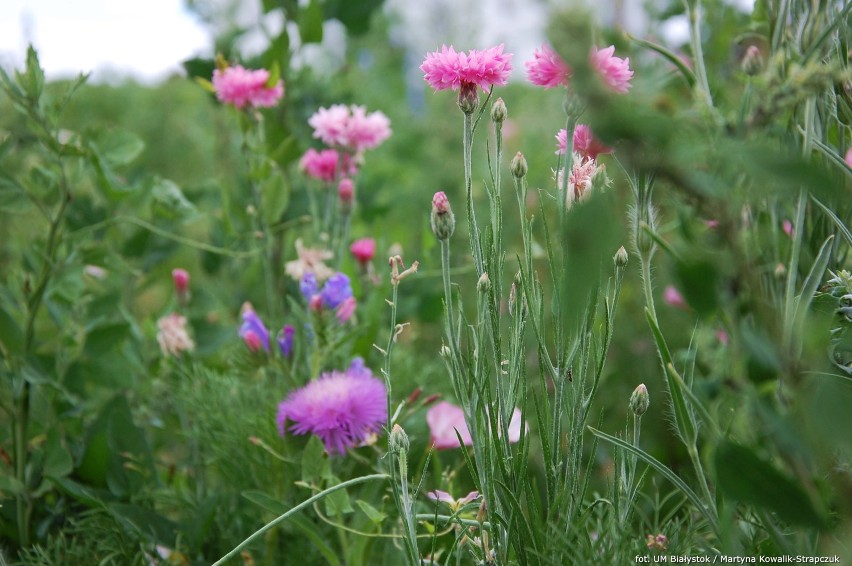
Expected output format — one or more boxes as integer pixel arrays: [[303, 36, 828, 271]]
[[239, 307, 270, 351], [300, 272, 319, 301], [276, 360, 387, 454], [277, 325, 295, 357], [320, 272, 353, 309]]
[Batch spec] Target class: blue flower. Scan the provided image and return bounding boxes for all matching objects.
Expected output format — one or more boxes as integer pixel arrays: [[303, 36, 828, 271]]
[[278, 325, 295, 357], [239, 308, 270, 351], [320, 272, 353, 309], [300, 272, 319, 301]]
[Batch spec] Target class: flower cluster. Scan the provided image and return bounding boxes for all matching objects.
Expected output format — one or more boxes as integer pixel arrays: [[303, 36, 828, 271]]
[[212, 64, 284, 109], [300, 271, 357, 323], [276, 358, 387, 454], [525, 43, 633, 94]]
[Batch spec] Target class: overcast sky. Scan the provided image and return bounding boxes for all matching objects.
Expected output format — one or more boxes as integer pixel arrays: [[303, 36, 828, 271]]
[[0, 0, 210, 82]]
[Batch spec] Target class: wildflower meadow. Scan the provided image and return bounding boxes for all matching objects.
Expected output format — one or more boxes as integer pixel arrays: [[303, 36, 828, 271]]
[[1, 0, 852, 564]]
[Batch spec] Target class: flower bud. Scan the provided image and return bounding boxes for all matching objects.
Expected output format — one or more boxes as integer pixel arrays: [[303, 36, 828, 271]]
[[339, 178, 354, 214], [431, 192, 455, 241], [629, 383, 649, 416], [741, 45, 763, 76], [457, 82, 479, 114], [491, 97, 507, 124], [477, 272, 491, 294], [389, 423, 410, 454], [614, 246, 628, 268], [406, 388, 423, 405], [511, 152, 528, 179]]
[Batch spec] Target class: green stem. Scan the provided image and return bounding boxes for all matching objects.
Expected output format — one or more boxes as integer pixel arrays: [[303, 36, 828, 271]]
[[641, 256, 657, 325], [440, 240, 457, 351], [213, 474, 389, 566], [463, 112, 483, 275]]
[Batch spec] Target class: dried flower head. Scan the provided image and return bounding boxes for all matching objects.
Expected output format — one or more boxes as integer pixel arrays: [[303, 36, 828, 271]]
[[285, 239, 334, 282], [157, 313, 195, 357]]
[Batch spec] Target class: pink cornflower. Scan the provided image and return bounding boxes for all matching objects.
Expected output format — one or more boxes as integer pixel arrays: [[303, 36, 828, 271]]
[[555, 124, 613, 161], [350, 238, 376, 265], [525, 43, 572, 88], [212, 65, 284, 108], [663, 285, 688, 310], [421, 44, 513, 92], [591, 46, 634, 94], [307, 104, 391, 152], [299, 148, 343, 183], [559, 153, 604, 207], [276, 359, 387, 454]]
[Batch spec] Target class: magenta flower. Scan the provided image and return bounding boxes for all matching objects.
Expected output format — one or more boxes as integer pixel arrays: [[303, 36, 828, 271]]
[[338, 178, 355, 204], [525, 43, 572, 88], [171, 268, 190, 294], [212, 65, 284, 108], [335, 296, 357, 323], [308, 104, 391, 152], [421, 44, 513, 92], [591, 46, 634, 93], [556, 125, 613, 161], [350, 238, 376, 265], [276, 359, 387, 454]]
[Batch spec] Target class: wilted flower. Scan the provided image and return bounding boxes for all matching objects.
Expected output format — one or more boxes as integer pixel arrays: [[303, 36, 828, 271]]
[[212, 65, 284, 108], [646, 533, 668, 552], [421, 44, 513, 92], [525, 43, 572, 88], [350, 238, 376, 265], [157, 313, 194, 357], [590, 46, 634, 93], [276, 358, 387, 454], [285, 239, 334, 282]]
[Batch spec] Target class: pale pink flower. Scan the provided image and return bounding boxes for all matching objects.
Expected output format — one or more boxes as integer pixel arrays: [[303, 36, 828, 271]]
[[212, 65, 284, 108], [427, 401, 473, 449], [525, 43, 571, 88], [591, 46, 634, 94], [300, 148, 345, 182], [427, 490, 481, 511], [307, 105, 391, 152], [421, 44, 513, 91], [782, 219, 793, 238], [704, 219, 720, 229], [556, 124, 612, 161], [716, 329, 729, 346], [426, 401, 524, 449], [350, 238, 376, 264], [157, 313, 194, 357], [335, 296, 357, 323], [845, 148, 852, 168], [285, 239, 334, 282], [559, 153, 603, 208], [663, 285, 688, 310]]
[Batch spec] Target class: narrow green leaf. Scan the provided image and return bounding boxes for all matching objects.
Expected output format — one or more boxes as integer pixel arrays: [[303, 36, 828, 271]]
[[628, 34, 697, 87], [715, 441, 826, 528], [812, 197, 852, 248], [355, 499, 386, 525], [588, 426, 717, 530], [243, 490, 288, 515], [299, 0, 324, 44]]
